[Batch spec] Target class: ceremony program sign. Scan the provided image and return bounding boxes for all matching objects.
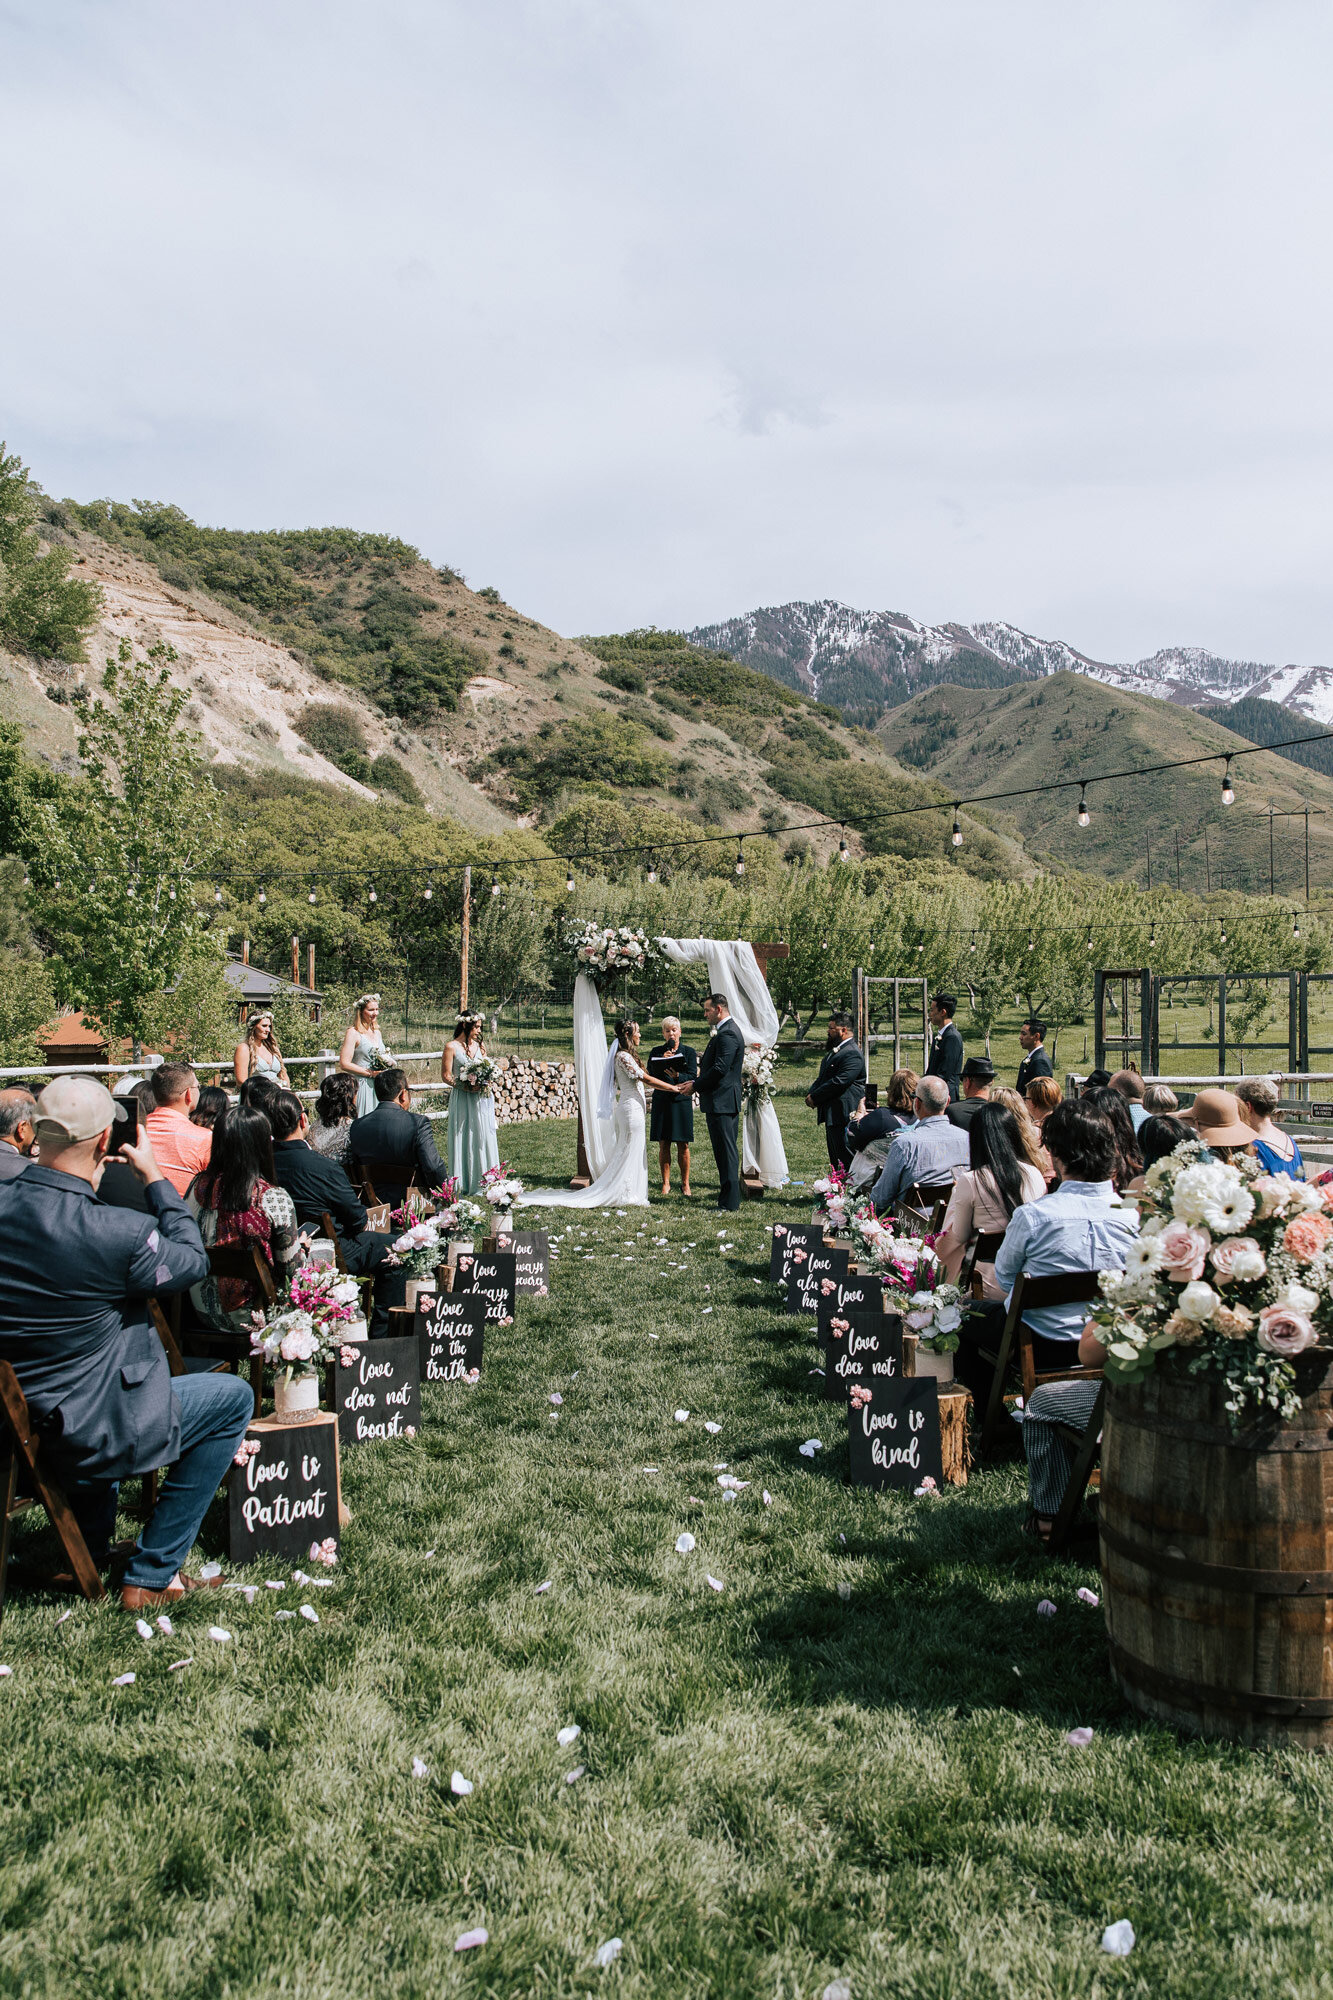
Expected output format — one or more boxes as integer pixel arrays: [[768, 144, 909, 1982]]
[[228, 1414, 340, 1562], [452, 1250, 517, 1325], [823, 1309, 903, 1401], [816, 1272, 885, 1344], [769, 1222, 824, 1283], [846, 1377, 944, 1491], [416, 1291, 486, 1384], [334, 1336, 422, 1446], [786, 1242, 849, 1317]]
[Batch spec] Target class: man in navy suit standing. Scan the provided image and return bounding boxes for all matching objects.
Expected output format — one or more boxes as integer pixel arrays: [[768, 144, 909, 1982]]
[[925, 991, 965, 1103], [805, 1011, 868, 1168], [695, 992, 745, 1212]]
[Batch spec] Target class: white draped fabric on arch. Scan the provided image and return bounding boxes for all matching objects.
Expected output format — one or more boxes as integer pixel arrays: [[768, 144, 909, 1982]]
[[569, 937, 789, 1191]]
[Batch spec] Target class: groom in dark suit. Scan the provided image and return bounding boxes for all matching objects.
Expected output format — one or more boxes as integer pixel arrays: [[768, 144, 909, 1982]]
[[805, 1011, 867, 1168], [695, 992, 745, 1212]]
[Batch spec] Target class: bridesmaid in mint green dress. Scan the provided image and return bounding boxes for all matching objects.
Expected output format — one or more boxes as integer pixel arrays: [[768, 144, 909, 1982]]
[[337, 995, 387, 1119], [443, 1014, 500, 1194]]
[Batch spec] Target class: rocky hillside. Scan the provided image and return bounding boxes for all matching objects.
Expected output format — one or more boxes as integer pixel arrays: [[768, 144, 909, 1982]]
[[688, 599, 1333, 732]]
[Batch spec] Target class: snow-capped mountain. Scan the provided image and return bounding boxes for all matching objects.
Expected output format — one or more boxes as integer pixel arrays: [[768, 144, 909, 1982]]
[[685, 601, 1333, 727]]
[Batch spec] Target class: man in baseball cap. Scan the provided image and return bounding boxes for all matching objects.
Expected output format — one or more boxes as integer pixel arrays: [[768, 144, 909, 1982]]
[[0, 1071, 254, 1610]]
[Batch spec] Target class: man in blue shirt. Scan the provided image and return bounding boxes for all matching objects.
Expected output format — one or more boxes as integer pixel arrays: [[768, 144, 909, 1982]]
[[955, 1099, 1137, 1406], [1110, 1070, 1149, 1133], [871, 1076, 969, 1212]]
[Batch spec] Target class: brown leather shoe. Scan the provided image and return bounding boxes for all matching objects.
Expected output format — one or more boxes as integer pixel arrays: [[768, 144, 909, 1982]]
[[121, 1580, 185, 1610], [177, 1572, 225, 1591]]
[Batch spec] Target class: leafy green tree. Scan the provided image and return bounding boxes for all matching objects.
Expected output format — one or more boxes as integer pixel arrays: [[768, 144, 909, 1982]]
[[29, 640, 221, 1052], [0, 858, 55, 1063], [0, 446, 102, 659]]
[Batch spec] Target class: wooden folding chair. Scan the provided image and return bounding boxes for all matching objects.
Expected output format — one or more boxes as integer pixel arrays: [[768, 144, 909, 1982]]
[[979, 1269, 1103, 1454], [956, 1229, 1006, 1298], [320, 1214, 350, 1275], [0, 1361, 105, 1629], [178, 1243, 275, 1414], [1045, 1378, 1106, 1556], [895, 1184, 954, 1239]]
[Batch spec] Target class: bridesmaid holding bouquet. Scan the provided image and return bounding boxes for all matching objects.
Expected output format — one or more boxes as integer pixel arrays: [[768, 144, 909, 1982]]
[[442, 1012, 500, 1194]]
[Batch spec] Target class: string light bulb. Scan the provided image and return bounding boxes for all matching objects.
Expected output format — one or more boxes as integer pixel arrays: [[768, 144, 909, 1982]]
[[214, 886, 223, 905], [646, 858, 657, 884], [969, 931, 977, 953], [1086, 927, 1094, 953], [258, 887, 267, 905], [1077, 784, 1090, 829], [1294, 912, 1302, 939], [490, 874, 500, 897], [307, 889, 316, 906], [1221, 757, 1235, 806], [423, 880, 433, 901], [1027, 931, 1035, 952], [838, 828, 849, 863], [368, 885, 378, 903], [168, 886, 176, 901], [1219, 919, 1227, 945], [951, 808, 962, 848], [566, 869, 575, 893], [735, 843, 745, 876]]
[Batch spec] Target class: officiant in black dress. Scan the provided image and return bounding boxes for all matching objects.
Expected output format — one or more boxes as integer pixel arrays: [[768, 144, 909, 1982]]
[[647, 1015, 697, 1197]]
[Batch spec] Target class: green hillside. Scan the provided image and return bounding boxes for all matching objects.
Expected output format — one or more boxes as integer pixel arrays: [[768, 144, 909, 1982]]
[[1200, 695, 1333, 780], [880, 672, 1333, 896]]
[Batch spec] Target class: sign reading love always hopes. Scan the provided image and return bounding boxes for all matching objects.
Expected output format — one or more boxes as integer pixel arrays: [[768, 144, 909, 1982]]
[[823, 1308, 903, 1402], [452, 1250, 517, 1326], [334, 1336, 422, 1446], [769, 1222, 824, 1284], [508, 1230, 551, 1297], [416, 1291, 486, 1384], [846, 1376, 944, 1490], [786, 1241, 850, 1316], [228, 1413, 340, 1562]]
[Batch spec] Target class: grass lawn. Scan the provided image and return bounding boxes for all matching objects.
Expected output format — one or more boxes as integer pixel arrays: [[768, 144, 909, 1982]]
[[2, 1088, 1332, 1998]]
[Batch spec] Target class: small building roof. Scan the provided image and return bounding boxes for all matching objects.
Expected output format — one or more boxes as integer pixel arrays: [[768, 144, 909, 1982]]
[[224, 959, 322, 1006]]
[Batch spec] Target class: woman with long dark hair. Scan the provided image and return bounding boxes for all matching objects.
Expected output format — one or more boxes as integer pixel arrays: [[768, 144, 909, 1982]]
[[186, 1105, 302, 1326], [933, 1102, 1046, 1299], [309, 1071, 358, 1163], [1125, 1114, 1195, 1191], [1082, 1087, 1143, 1191], [191, 1084, 230, 1131]]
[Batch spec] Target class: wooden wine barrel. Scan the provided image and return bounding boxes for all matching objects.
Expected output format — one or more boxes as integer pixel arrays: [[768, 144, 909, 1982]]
[[1100, 1356, 1333, 1751]]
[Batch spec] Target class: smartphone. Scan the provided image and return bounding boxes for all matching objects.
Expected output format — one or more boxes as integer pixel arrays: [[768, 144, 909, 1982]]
[[110, 1094, 139, 1155], [864, 1082, 879, 1109]]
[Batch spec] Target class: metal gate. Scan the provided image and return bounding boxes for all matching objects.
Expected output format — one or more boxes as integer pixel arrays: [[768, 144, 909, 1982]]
[[854, 972, 930, 1077], [1095, 969, 1303, 1075]]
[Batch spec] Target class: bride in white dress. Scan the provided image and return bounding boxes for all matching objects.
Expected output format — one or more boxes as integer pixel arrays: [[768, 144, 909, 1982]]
[[516, 1019, 685, 1211]]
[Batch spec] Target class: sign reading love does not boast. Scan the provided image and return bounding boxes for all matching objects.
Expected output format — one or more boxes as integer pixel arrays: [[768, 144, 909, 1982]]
[[769, 1222, 825, 1283], [416, 1291, 486, 1384], [823, 1309, 903, 1401], [816, 1272, 885, 1343], [786, 1243, 850, 1316], [846, 1377, 944, 1490], [334, 1336, 422, 1446], [451, 1250, 517, 1325], [228, 1413, 341, 1561]]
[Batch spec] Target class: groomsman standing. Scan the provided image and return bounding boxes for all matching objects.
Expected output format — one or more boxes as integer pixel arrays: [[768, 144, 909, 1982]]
[[925, 992, 964, 1102], [1016, 1018, 1054, 1096], [806, 1011, 868, 1168], [696, 993, 746, 1212]]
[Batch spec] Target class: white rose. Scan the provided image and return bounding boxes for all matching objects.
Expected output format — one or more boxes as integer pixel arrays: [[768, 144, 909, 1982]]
[[935, 1305, 962, 1333], [909, 1290, 934, 1309], [1178, 1281, 1221, 1322], [1290, 1182, 1328, 1214], [1276, 1281, 1320, 1314]]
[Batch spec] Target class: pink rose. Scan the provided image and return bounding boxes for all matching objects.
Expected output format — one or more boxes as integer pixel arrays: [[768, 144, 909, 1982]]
[[1257, 1305, 1317, 1357], [1282, 1214, 1333, 1264], [1251, 1175, 1292, 1217], [1159, 1221, 1210, 1283], [1209, 1236, 1266, 1286]]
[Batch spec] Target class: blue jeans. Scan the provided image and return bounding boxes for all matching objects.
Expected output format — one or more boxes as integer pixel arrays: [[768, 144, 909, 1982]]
[[72, 1371, 255, 1589]]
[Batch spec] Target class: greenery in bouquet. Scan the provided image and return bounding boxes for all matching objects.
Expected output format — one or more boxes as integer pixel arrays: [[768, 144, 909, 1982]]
[[742, 1044, 777, 1112], [453, 1197, 485, 1233], [560, 919, 662, 991], [383, 1217, 445, 1278], [250, 1267, 360, 1380], [481, 1162, 524, 1214], [1091, 1139, 1333, 1425]]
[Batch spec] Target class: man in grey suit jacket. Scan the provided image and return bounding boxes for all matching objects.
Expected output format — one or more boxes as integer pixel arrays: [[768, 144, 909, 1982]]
[[0, 1089, 35, 1181], [695, 993, 746, 1212], [0, 1077, 254, 1611]]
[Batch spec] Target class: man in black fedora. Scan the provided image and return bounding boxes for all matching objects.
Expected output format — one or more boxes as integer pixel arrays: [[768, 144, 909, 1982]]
[[947, 1055, 995, 1132]]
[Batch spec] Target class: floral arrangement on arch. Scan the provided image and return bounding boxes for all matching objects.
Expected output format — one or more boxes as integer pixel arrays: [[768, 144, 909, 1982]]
[[250, 1267, 361, 1381], [559, 920, 663, 991], [743, 1044, 778, 1113], [847, 1201, 966, 1353], [1092, 1139, 1332, 1424], [481, 1162, 524, 1215]]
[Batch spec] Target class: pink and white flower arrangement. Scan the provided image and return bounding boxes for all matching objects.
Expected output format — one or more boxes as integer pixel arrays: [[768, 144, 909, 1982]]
[[481, 1163, 524, 1214], [561, 921, 663, 990], [384, 1218, 445, 1279], [1095, 1139, 1331, 1423], [813, 1162, 851, 1231], [250, 1305, 347, 1383]]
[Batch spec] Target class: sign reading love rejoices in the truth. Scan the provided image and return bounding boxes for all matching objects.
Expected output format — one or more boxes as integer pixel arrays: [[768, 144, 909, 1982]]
[[416, 1292, 486, 1384], [451, 1250, 517, 1326], [333, 1336, 422, 1446], [823, 1308, 903, 1401], [845, 1377, 944, 1490], [228, 1414, 340, 1561]]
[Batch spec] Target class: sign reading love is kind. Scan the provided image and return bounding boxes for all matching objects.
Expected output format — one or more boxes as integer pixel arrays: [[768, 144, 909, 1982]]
[[228, 1414, 340, 1561], [786, 1243, 850, 1317], [416, 1292, 486, 1384], [846, 1377, 944, 1490], [769, 1223, 824, 1284], [823, 1309, 903, 1402], [816, 1273, 885, 1344], [334, 1337, 422, 1446], [452, 1251, 517, 1326]]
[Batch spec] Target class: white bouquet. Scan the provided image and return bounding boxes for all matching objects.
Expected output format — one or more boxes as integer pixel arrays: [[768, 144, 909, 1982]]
[[481, 1163, 524, 1213], [743, 1044, 777, 1112]]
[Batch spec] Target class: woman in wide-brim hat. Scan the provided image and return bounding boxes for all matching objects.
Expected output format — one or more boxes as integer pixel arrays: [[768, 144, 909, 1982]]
[[1179, 1087, 1255, 1160]]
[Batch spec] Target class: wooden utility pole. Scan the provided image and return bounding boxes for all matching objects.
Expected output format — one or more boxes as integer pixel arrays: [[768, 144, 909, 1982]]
[[307, 943, 316, 993], [291, 935, 300, 984], [1269, 806, 1275, 896], [460, 864, 471, 1011], [1145, 838, 1152, 890]]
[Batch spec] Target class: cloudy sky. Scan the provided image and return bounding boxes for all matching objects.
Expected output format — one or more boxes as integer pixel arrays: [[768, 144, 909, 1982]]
[[3, 0, 1330, 662]]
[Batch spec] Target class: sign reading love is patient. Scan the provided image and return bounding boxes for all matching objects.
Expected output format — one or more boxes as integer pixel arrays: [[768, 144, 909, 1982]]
[[846, 1376, 943, 1490], [823, 1309, 903, 1402], [452, 1250, 517, 1325], [786, 1242, 849, 1317], [228, 1414, 340, 1561], [416, 1292, 486, 1384], [334, 1337, 422, 1446]]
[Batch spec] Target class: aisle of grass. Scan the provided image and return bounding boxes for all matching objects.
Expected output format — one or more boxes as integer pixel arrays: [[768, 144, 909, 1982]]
[[1, 1090, 1332, 1999]]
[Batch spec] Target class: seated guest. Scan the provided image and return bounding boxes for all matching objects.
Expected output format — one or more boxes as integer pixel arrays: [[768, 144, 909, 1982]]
[[191, 1084, 230, 1132], [268, 1089, 397, 1333], [1142, 1082, 1179, 1116], [946, 1056, 995, 1132], [870, 1076, 970, 1213], [1081, 1086, 1142, 1193], [991, 1085, 1052, 1181], [933, 1103, 1046, 1300], [953, 1099, 1137, 1408], [1021, 1321, 1108, 1543], [1110, 1068, 1149, 1133], [846, 1067, 918, 1191], [1177, 1086, 1260, 1165], [1124, 1113, 1195, 1192], [0, 1076, 252, 1609], [239, 1073, 283, 1122], [1234, 1077, 1304, 1180], [309, 1072, 358, 1163], [0, 1088, 36, 1181], [97, 1080, 160, 1214], [1024, 1074, 1063, 1142], [348, 1067, 447, 1203], [145, 1062, 213, 1197], [186, 1105, 302, 1327]]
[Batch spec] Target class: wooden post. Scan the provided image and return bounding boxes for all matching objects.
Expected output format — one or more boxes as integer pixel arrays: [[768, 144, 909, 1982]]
[[291, 935, 300, 984], [242, 937, 250, 965], [307, 944, 315, 993], [460, 865, 471, 1011]]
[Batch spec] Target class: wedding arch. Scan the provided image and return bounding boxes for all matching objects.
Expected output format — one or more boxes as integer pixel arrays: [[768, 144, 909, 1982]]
[[571, 935, 789, 1189]]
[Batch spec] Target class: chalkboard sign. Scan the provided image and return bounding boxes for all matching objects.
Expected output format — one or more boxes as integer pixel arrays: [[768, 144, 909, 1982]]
[[823, 1309, 903, 1401], [816, 1272, 885, 1344], [786, 1242, 849, 1317], [846, 1376, 944, 1490], [228, 1413, 341, 1562], [509, 1230, 551, 1297], [452, 1250, 517, 1325], [334, 1336, 422, 1446], [416, 1291, 486, 1384], [769, 1222, 825, 1282]]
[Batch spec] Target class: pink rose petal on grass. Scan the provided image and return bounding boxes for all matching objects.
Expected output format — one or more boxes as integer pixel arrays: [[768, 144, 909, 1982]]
[[1077, 1587, 1100, 1607], [454, 1929, 488, 1952], [111, 1672, 135, 1686], [1036, 1599, 1057, 1618], [706, 1575, 724, 1592], [1066, 1727, 1094, 1748]]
